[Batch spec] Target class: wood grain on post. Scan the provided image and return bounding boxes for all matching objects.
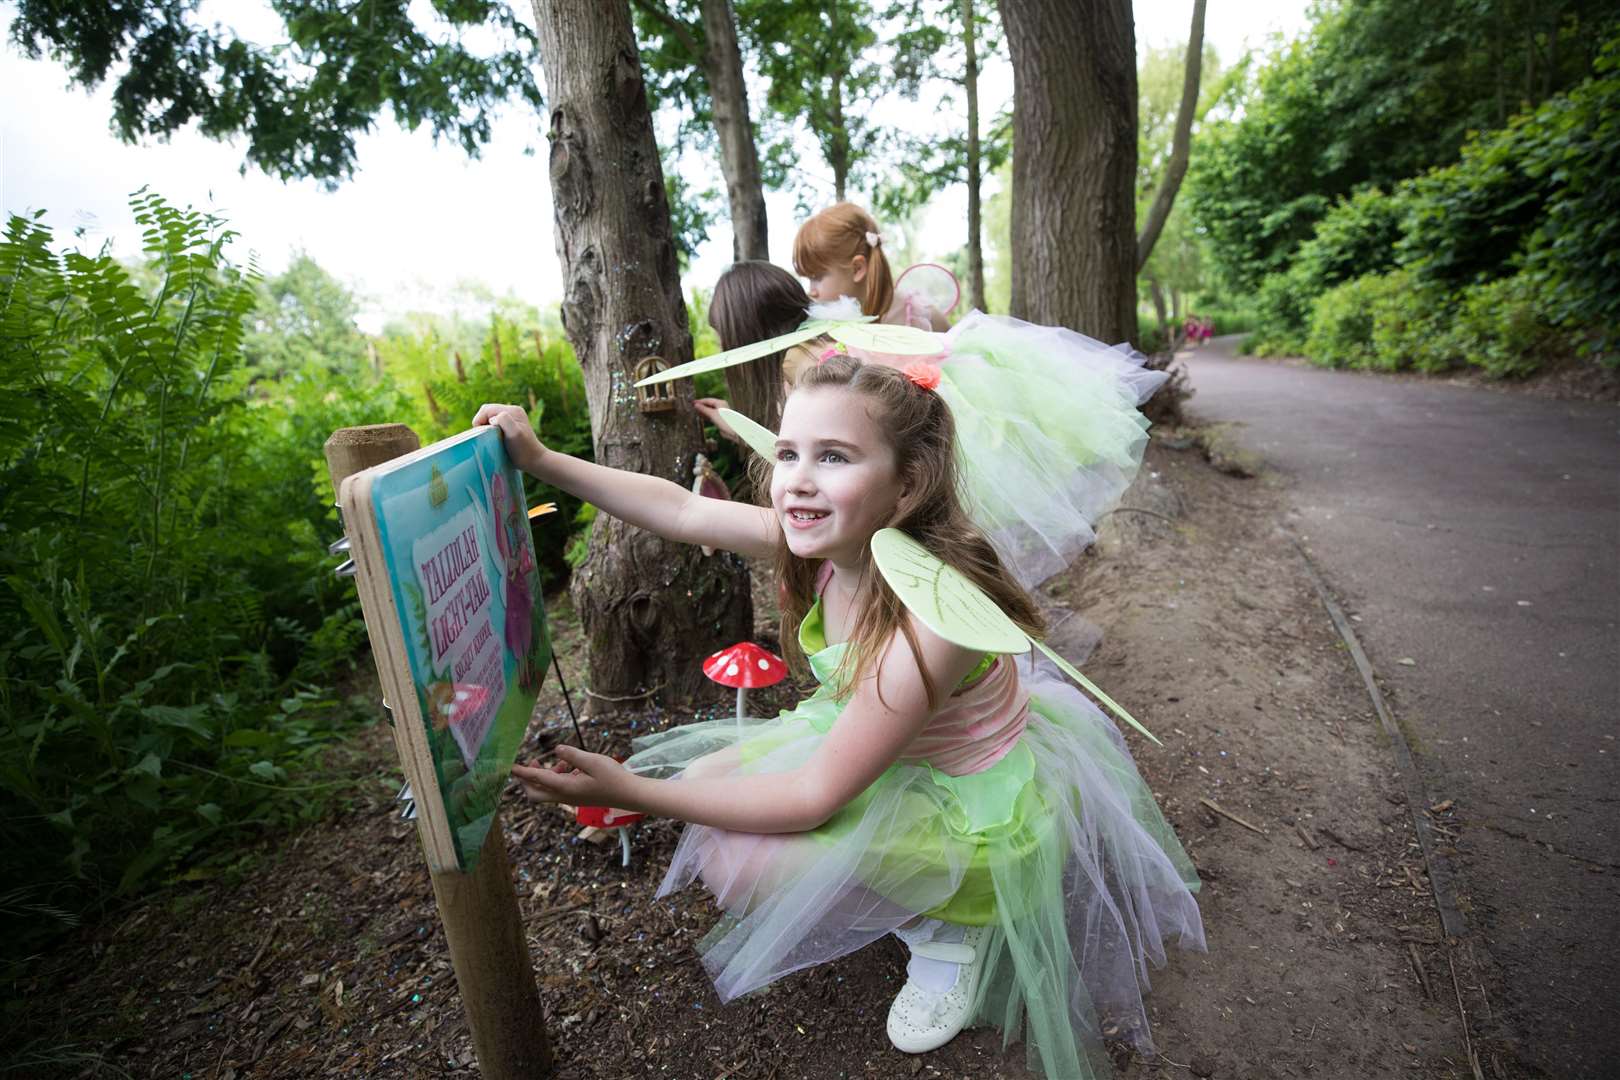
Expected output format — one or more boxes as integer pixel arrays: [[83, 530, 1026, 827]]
[[324, 424, 553, 1078]]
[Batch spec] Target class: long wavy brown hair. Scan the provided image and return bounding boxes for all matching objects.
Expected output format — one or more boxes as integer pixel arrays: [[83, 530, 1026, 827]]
[[792, 203, 895, 321], [709, 261, 813, 433], [754, 356, 1044, 710]]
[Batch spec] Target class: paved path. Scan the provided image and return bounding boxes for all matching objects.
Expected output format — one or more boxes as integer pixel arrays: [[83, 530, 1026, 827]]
[[1182, 337, 1619, 1079]]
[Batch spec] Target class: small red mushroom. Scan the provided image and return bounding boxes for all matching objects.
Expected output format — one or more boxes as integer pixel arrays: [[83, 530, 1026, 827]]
[[703, 642, 788, 728], [572, 755, 645, 865]]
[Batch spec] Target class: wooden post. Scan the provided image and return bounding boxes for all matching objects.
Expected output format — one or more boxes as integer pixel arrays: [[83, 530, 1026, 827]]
[[324, 423, 553, 1078]]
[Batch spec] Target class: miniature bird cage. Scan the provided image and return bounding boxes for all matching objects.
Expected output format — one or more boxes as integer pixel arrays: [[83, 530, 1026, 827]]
[[633, 356, 676, 414]]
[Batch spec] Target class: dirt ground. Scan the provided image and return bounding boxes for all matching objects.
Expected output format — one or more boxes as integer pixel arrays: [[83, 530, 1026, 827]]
[[8, 435, 1487, 1079]]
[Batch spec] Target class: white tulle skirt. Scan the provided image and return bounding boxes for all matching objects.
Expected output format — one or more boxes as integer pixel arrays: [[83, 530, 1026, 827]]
[[937, 312, 1167, 592], [623, 656, 1204, 1079]]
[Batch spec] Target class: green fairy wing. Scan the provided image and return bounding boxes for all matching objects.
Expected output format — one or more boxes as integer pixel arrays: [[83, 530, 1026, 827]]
[[716, 407, 780, 461], [1028, 639, 1162, 745], [871, 528, 1161, 744], [870, 529, 1031, 654], [825, 322, 946, 356], [634, 318, 858, 387], [633, 316, 942, 388]]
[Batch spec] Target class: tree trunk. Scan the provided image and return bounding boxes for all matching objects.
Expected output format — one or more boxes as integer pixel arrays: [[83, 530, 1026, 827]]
[[1149, 276, 1168, 338], [532, 0, 752, 702], [1135, 0, 1207, 273], [1000, 0, 1138, 343], [701, 0, 770, 261], [830, 70, 849, 202], [962, 0, 986, 313]]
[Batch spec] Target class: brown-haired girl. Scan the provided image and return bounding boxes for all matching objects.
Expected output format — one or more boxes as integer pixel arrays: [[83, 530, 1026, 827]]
[[478, 357, 1202, 1078]]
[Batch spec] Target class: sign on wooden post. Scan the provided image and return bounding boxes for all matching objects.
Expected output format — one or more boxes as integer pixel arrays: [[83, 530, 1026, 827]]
[[340, 426, 551, 870], [326, 423, 552, 1076]]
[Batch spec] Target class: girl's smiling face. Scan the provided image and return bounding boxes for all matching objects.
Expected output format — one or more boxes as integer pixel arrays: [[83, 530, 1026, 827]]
[[770, 385, 905, 567]]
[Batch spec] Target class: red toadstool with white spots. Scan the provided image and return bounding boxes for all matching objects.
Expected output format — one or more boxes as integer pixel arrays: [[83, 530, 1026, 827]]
[[703, 642, 787, 729]]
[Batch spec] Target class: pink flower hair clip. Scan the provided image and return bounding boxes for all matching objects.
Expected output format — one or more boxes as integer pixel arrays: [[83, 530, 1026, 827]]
[[817, 341, 849, 364], [901, 361, 942, 391]]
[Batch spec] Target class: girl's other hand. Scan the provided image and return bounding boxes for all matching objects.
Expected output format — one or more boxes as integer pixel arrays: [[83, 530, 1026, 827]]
[[511, 745, 638, 808], [473, 403, 547, 474], [694, 397, 740, 443]]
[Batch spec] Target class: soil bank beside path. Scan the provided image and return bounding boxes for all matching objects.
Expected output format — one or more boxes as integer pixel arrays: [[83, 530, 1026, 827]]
[[1182, 336, 1620, 1080], [13, 439, 1469, 1079]]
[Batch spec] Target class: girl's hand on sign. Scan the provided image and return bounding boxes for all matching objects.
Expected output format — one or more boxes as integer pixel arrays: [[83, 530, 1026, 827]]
[[473, 403, 547, 473], [512, 745, 636, 808]]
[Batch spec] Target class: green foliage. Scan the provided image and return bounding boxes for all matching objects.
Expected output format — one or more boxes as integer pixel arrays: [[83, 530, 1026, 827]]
[[0, 194, 391, 945], [1403, 35, 1620, 349], [1520, 41, 1620, 343], [1237, 26, 1619, 373], [1304, 273, 1390, 370], [9, 0, 544, 185], [1451, 274, 1559, 378], [1303, 268, 1563, 378], [1242, 266, 1313, 357], [243, 251, 370, 379], [1189, 0, 1617, 292], [748, 0, 890, 202], [379, 307, 593, 590]]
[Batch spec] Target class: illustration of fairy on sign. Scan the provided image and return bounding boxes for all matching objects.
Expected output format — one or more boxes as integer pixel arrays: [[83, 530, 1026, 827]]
[[340, 427, 552, 872]]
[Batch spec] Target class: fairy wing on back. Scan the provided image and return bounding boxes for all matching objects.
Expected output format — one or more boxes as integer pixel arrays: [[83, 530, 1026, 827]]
[[717, 407, 780, 461], [871, 527, 1161, 745], [633, 319, 850, 387], [894, 263, 962, 318], [634, 317, 943, 388], [824, 322, 945, 355], [870, 529, 1030, 654]]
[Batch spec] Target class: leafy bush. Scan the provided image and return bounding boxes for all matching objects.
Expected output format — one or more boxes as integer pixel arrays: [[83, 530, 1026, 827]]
[[1517, 37, 1620, 352], [1303, 268, 1562, 377], [1305, 275, 1381, 369], [1295, 187, 1406, 292], [1243, 265, 1314, 357], [1451, 274, 1557, 378], [1399, 31, 1619, 354], [0, 195, 392, 941], [390, 311, 593, 590], [1366, 271, 1456, 374]]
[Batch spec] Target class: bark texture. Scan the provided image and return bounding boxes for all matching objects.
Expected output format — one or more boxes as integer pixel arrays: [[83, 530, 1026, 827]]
[[962, 0, 986, 313], [532, 0, 752, 702], [701, 0, 770, 261], [1000, 0, 1138, 342], [1135, 0, 1207, 273]]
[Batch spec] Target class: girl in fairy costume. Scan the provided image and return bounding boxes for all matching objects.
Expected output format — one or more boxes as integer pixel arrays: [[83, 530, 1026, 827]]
[[479, 356, 1203, 1078], [691, 255, 1168, 594]]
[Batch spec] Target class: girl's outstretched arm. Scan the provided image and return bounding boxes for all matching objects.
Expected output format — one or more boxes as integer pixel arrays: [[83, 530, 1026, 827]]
[[474, 403, 778, 559], [513, 616, 982, 833]]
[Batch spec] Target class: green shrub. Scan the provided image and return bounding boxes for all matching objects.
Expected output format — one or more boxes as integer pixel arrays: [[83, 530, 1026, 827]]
[[1519, 38, 1620, 353], [1400, 31, 1619, 356], [1452, 274, 1557, 378], [1243, 265, 1314, 356], [1366, 271, 1457, 374], [0, 194, 393, 942], [1305, 274, 1382, 369]]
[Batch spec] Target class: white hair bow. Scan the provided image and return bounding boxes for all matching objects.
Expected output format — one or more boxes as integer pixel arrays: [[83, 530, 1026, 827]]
[[864, 229, 883, 249]]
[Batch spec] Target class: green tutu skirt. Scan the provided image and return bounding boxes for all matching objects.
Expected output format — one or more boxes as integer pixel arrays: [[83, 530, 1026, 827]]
[[624, 655, 1204, 1079]]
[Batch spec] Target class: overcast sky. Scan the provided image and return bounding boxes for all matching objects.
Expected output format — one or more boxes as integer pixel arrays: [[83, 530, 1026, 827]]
[[1, 1, 1310, 331]]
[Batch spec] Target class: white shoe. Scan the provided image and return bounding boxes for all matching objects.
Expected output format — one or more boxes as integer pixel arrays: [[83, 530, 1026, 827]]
[[886, 923, 990, 1054]]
